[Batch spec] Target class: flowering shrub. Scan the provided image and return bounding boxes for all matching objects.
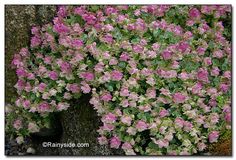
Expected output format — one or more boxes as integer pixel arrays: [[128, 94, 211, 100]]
[[7, 5, 231, 155]]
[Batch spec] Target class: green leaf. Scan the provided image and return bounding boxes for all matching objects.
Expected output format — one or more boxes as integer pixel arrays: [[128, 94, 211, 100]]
[[107, 85, 114, 92], [131, 37, 140, 44], [118, 62, 127, 68], [153, 29, 161, 38], [216, 95, 224, 104]]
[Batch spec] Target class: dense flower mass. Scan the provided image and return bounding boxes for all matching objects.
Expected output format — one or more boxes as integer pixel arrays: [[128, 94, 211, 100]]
[[7, 5, 231, 155]]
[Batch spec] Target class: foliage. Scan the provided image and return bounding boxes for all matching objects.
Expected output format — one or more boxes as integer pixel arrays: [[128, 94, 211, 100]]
[[7, 5, 232, 155]]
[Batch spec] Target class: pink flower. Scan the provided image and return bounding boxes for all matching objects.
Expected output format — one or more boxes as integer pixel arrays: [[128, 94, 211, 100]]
[[122, 142, 132, 150], [102, 113, 117, 123], [19, 48, 29, 57], [38, 102, 50, 112], [121, 99, 129, 108], [38, 83, 47, 92], [80, 72, 94, 81], [48, 71, 58, 80], [121, 116, 132, 126], [114, 108, 122, 116], [110, 136, 121, 149], [103, 34, 113, 43], [105, 6, 117, 15], [60, 62, 72, 73], [27, 73, 35, 80], [15, 79, 25, 90], [172, 61, 180, 69], [197, 142, 207, 151], [67, 83, 80, 93], [53, 23, 70, 34], [189, 8, 201, 19], [120, 53, 130, 61], [103, 24, 114, 32], [16, 68, 27, 77], [57, 6, 67, 17], [71, 39, 83, 48], [152, 138, 169, 148], [117, 15, 126, 23], [127, 127, 137, 135], [135, 18, 147, 31], [220, 83, 229, 93], [74, 6, 86, 15], [101, 92, 112, 102], [64, 92, 72, 100], [12, 54, 23, 68], [225, 112, 231, 122], [178, 72, 189, 80], [80, 81, 91, 94], [57, 102, 70, 111], [213, 50, 224, 58], [127, 23, 135, 30], [120, 87, 129, 97], [210, 113, 219, 124], [204, 57, 212, 66], [152, 43, 160, 51], [31, 36, 41, 47], [13, 119, 22, 130], [25, 82, 32, 91], [173, 92, 186, 104], [186, 19, 195, 26], [94, 62, 104, 72], [211, 67, 220, 76], [44, 56, 52, 64], [103, 123, 115, 131], [146, 88, 156, 99], [178, 42, 189, 52], [159, 109, 169, 118], [167, 151, 177, 155], [184, 31, 193, 39], [197, 47, 206, 55], [174, 118, 184, 128], [158, 69, 177, 79], [146, 50, 156, 58], [111, 70, 123, 81], [197, 68, 209, 83], [161, 50, 172, 60], [22, 100, 31, 109], [136, 120, 148, 132], [223, 71, 231, 79], [38, 65, 47, 74], [109, 58, 118, 65], [209, 131, 219, 143], [141, 68, 152, 76], [209, 99, 217, 107], [133, 44, 144, 53], [192, 82, 202, 94], [138, 105, 151, 112], [183, 121, 193, 132], [98, 136, 108, 145]]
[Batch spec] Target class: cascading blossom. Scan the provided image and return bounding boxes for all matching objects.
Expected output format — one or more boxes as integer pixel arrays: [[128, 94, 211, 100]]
[[7, 5, 231, 156]]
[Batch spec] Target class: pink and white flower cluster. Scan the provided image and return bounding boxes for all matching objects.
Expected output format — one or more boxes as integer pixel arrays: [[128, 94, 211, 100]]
[[10, 5, 231, 155]]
